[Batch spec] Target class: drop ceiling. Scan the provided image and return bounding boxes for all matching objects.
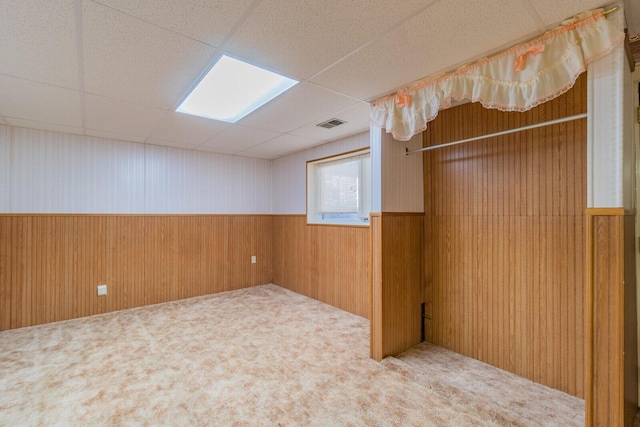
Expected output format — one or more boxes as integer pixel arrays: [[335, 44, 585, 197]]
[[0, 0, 620, 159]]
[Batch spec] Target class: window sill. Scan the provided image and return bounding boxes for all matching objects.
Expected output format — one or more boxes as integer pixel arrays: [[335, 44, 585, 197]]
[[306, 221, 370, 228]]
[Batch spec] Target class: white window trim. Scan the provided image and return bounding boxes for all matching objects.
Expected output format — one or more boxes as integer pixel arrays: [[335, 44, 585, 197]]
[[307, 149, 370, 226]]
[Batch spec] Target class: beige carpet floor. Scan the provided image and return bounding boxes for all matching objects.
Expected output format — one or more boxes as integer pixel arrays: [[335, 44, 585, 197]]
[[0, 284, 584, 426]]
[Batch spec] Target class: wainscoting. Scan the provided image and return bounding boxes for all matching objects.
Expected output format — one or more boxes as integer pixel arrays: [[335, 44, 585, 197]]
[[271, 215, 369, 319], [1, 213, 371, 330], [0, 215, 272, 331], [370, 212, 423, 361], [423, 74, 587, 397], [585, 209, 637, 427]]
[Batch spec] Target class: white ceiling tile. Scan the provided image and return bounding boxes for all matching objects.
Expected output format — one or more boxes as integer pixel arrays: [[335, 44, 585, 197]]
[[92, 0, 254, 47], [85, 94, 165, 139], [0, 0, 79, 89], [0, 75, 82, 127], [311, 0, 541, 101], [225, 0, 433, 80], [200, 124, 279, 153], [529, 0, 613, 27], [243, 134, 323, 158], [5, 118, 84, 136], [290, 102, 371, 140], [83, 0, 216, 109], [147, 112, 231, 145], [237, 83, 358, 133]]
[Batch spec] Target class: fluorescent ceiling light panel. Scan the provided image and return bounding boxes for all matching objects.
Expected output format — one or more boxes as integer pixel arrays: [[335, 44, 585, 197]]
[[176, 55, 298, 123]]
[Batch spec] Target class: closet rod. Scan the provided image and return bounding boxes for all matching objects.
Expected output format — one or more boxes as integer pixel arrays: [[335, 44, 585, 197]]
[[405, 112, 588, 155]]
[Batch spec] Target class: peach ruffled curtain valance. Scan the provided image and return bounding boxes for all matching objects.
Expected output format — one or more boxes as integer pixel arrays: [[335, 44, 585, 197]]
[[370, 9, 625, 141]]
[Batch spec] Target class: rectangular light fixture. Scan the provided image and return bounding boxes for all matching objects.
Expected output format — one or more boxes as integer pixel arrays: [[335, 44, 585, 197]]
[[176, 55, 298, 123]]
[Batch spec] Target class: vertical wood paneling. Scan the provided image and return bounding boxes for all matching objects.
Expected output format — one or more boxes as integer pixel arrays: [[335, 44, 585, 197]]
[[226, 216, 252, 291], [585, 210, 637, 427], [0, 214, 273, 331], [106, 216, 147, 310], [380, 214, 423, 357], [226, 217, 270, 292], [370, 214, 382, 360], [622, 215, 637, 427], [271, 215, 369, 319], [370, 213, 423, 360], [424, 74, 586, 398]]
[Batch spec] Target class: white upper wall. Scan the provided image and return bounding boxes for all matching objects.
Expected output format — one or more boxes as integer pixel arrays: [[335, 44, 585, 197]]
[[587, 5, 634, 209], [370, 126, 424, 213], [0, 123, 367, 215], [271, 131, 370, 214], [0, 125, 10, 211], [380, 131, 423, 212], [0, 124, 272, 214], [143, 144, 272, 214]]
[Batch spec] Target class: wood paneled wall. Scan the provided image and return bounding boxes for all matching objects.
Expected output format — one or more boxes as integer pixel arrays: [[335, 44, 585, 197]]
[[423, 75, 587, 397], [0, 215, 272, 331], [585, 210, 637, 427], [370, 213, 423, 360], [271, 215, 369, 318]]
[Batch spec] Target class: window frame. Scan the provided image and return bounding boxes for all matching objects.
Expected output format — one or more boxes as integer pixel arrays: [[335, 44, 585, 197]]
[[306, 148, 371, 227]]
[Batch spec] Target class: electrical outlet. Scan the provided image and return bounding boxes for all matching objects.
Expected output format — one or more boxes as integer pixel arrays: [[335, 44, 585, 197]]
[[251, 255, 256, 264], [97, 284, 107, 296]]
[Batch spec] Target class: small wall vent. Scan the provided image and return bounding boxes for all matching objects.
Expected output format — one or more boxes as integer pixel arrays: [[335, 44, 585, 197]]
[[316, 118, 347, 129]]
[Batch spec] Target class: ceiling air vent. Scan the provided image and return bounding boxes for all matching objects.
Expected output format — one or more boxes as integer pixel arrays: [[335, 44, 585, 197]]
[[316, 118, 347, 129]]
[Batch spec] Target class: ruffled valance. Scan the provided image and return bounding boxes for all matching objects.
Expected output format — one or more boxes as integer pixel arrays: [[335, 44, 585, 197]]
[[370, 8, 625, 141]]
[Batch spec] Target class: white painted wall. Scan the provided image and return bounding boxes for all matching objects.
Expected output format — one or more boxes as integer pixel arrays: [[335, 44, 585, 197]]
[[2, 124, 369, 214], [1, 124, 272, 214], [10, 126, 146, 213], [624, 49, 636, 211], [0, 125, 10, 212], [369, 126, 424, 213], [272, 131, 370, 214], [370, 125, 382, 213], [634, 65, 640, 412], [587, 6, 633, 209], [144, 144, 272, 214], [381, 131, 423, 213]]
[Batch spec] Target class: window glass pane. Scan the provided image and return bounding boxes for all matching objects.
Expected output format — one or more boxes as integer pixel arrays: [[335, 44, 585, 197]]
[[319, 159, 360, 213]]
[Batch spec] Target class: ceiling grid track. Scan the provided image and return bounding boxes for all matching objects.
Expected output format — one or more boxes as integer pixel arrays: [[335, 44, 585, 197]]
[[521, 0, 549, 33], [306, 0, 443, 85]]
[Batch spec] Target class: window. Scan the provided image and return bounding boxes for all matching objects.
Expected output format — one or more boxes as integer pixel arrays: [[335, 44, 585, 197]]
[[307, 149, 370, 225]]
